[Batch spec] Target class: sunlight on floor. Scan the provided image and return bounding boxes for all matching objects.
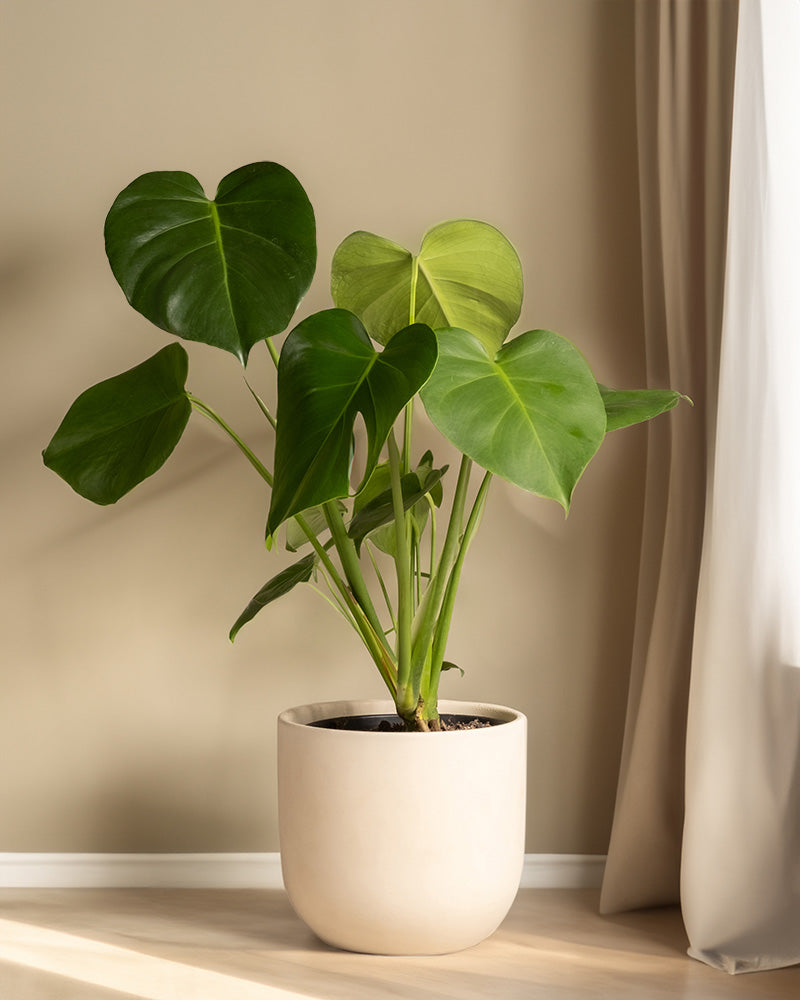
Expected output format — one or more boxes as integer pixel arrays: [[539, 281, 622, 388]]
[[0, 918, 303, 1000]]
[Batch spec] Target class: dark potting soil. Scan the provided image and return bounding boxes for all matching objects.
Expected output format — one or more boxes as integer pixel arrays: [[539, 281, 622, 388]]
[[309, 713, 500, 732]]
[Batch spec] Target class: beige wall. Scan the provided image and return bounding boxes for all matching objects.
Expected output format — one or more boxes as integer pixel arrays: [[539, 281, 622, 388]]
[[1, 0, 646, 854]]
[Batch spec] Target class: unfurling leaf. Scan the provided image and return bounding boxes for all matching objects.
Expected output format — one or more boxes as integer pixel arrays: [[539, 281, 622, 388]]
[[441, 661, 464, 677], [598, 384, 691, 432], [348, 464, 448, 552]]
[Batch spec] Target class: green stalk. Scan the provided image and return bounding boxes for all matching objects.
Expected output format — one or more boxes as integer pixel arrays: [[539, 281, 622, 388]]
[[265, 336, 280, 369], [322, 501, 388, 648], [299, 512, 397, 697], [188, 391, 397, 696], [425, 493, 437, 581], [426, 471, 493, 708], [388, 430, 414, 716], [244, 378, 277, 431], [409, 455, 473, 678], [366, 542, 397, 634], [188, 394, 273, 486], [402, 400, 414, 475], [401, 255, 419, 475], [408, 254, 420, 326]]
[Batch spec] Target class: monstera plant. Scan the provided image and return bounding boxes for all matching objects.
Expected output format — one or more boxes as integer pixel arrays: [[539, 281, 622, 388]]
[[43, 161, 686, 732]]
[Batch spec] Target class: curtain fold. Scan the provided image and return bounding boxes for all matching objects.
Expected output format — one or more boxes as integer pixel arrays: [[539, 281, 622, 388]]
[[602, 0, 800, 974], [600, 0, 738, 915], [682, 0, 800, 973]]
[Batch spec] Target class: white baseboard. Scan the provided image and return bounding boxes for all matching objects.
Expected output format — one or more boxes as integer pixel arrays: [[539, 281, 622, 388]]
[[0, 853, 605, 890], [519, 853, 605, 889]]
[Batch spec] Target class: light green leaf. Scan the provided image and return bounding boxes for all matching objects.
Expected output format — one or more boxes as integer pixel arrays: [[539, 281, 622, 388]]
[[421, 328, 607, 511], [266, 310, 437, 534], [331, 220, 522, 352], [230, 553, 316, 641], [104, 162, 316, 364], [599, 384, 691, 432], [42, 344, 191, 505], [285, 502, 345, 552]]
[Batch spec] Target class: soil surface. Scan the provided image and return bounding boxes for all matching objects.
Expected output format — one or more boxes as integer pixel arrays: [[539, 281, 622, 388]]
[[310, 713, 499, 732]]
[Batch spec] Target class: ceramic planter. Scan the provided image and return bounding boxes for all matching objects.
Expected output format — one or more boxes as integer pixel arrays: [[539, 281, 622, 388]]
[[277, 698, 527, 955]]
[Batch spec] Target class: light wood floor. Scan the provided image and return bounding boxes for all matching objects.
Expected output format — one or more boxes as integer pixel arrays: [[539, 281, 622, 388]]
[[0, 888, 797, 998]]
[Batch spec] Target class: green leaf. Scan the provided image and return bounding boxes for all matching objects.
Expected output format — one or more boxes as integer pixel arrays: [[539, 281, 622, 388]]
[[599, 384, 691, 432], [267, 310, 437, 534], [331, 220, 523, 352], [42, 344, 191, 505], [351, 452, 443, 558], [285, 502, 345, 552], [421, 328, 607, 511], [230, 553, 316, 641], [350, 462, 395, 555], [441, 661, 465, 677], [348, 465, 448, 552], [104, 162, 316, 365]]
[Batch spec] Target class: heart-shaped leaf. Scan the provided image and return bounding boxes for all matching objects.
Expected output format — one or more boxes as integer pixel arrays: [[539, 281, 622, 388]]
[[331, 220, 522, 352], [42, 344, 191, 505], [267, 310, 437, 534], [104, 162, 316, 364], [599, 384, 690, 432], [420, 328, 607, 510], [230, 553, 316, 641]]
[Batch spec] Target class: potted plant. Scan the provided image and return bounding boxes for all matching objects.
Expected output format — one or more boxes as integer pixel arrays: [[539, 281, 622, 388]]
[[43, 161, 686, 955]]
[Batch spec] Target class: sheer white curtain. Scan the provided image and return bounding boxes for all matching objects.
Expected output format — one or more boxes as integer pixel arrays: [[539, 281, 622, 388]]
[[682, 0, 800, 973]]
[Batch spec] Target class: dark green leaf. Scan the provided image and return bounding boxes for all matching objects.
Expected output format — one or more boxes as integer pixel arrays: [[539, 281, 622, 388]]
[[43, 344, 191, 505], [598, 384, 690, 432], [229, 553, 316, 641], [104, 162, 316, 364], [331, 220, 523, 352], [348, 466, 448, 551], [266, 310, 437, 534], [421, 328, 607, 511], [441, 661, 465, 677]]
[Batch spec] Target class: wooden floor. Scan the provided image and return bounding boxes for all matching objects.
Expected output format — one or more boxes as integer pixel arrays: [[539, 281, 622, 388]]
[[0, 888, 797, 998]]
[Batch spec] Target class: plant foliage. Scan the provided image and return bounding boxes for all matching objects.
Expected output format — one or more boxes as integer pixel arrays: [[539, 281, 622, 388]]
[[43, 161, 688, 730]]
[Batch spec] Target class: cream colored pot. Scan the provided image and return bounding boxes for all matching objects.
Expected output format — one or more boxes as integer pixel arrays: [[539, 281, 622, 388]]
[[277, 699, 527, 955]]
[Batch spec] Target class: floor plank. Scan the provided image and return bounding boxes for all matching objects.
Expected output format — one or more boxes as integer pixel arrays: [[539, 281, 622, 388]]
[[0, 888, 796, 998]]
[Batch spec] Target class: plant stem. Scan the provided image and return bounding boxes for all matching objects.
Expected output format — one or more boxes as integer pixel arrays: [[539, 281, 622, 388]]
[[322, 501, 387, 646], [425, 493, 437, 581], [401, 254, 419, 475], [244, 378, 277, 430], [366, 543, 397, 634], [409, 455, 473, 680], [299, 511, 397, 697], [426, 471, 493, 708], [188, 394, 273, 486], [388, 430, 414, 715], [265, 337, 280, 369]]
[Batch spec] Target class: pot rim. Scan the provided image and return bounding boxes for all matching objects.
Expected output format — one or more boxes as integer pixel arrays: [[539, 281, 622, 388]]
[[278, 698, 526, 734]]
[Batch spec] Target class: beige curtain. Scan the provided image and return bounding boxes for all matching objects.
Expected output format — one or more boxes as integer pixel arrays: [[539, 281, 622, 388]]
[[599, 0, 738, 914], [603, 0, 800, 974]]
